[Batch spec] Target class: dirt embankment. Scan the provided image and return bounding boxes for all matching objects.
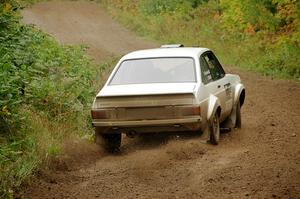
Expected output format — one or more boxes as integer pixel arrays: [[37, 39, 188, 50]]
[[20, 1, 300, 199]]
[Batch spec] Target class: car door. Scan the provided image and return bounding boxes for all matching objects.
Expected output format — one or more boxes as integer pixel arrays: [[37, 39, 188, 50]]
[[201, 51, 232, 120]]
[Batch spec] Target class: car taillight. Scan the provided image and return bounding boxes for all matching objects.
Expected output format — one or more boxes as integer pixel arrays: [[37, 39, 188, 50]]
[[91, 109, 108, 119], [181, 106, 201, 116]]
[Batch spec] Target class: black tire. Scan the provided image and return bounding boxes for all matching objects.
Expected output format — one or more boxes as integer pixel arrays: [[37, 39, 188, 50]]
[[235, 101, 241, 129], [95, 131, 121, 153], [209, 112, 220, 145]]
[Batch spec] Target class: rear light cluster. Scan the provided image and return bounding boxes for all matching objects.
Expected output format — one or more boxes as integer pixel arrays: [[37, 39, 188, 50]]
[[91, 109, 111, 119], [180, 106, 201, 116]]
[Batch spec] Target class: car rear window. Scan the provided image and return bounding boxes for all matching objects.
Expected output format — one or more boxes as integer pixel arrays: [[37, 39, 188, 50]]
[[109, 57, 196, 85]]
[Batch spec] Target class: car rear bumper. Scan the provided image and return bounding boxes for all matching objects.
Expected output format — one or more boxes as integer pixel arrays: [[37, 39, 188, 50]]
[[92, 117, 201, 127], [93, 116, 202, 134]]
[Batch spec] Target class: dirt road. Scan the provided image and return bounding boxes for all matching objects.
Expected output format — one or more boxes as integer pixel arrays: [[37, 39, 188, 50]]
[[21, 1, 155, 61], [20, 1, 300, 199]]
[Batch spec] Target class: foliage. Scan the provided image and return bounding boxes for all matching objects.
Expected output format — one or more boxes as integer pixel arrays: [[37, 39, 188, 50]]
[[0, 7, 94, 131], [139, 0, 209, 15], [0, 1, 115, 198], [102, 0, 300, 80]]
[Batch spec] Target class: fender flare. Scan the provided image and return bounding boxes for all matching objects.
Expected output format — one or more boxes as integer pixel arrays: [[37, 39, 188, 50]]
[[207, 94, 221, 121], [221, 83, 245, 129], [233, 83, 245, 106]]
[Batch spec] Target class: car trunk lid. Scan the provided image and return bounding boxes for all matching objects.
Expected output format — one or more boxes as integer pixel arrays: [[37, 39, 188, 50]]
[[97, 83, 196, 97], [92, 83, 197, 120]]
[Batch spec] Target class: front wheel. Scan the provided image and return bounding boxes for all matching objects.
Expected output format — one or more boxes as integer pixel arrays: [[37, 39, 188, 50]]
[[95, 131, 121, 153], [209, 112, 220, 145]]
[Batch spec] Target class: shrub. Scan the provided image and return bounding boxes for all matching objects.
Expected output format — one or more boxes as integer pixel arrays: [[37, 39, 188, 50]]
[[0, 1, 95, 134], [102, 0, 300, 80], [0, 1, 111, 197]]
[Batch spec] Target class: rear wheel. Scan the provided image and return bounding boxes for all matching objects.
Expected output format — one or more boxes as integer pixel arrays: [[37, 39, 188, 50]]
[[209, 112, 220, 145], [95, 130, 121, 153]]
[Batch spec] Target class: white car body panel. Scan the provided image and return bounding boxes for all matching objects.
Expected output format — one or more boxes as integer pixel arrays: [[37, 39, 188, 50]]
[[92, 47, 245, 135], [98, 83, 197, 97]]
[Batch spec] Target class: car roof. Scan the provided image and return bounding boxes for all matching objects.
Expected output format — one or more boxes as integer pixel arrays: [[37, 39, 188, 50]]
[[121, 47, 210, 60]]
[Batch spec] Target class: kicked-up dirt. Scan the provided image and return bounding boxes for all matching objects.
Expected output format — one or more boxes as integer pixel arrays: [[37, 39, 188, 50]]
[[20, 1, 300, 199]]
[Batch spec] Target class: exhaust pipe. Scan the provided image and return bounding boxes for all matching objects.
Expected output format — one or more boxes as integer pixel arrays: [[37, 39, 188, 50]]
[[174, 124, 181, 128]]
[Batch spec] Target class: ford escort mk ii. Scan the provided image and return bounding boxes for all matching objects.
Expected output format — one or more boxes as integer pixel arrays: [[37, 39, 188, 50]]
[[91, 45, 245, 151]]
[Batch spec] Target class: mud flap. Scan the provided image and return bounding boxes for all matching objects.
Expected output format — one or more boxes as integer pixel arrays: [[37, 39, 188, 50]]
[[204, 95, 221, 142], [201, 123, 210, 143], [222, 104, 237, 130]]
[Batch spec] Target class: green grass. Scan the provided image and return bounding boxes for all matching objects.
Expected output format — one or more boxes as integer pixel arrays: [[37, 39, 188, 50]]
[[101, 0, 300, 81]]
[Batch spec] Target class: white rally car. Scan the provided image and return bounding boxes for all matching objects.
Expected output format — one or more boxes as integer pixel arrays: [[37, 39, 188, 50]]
[[92, 44, 245, 152]]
